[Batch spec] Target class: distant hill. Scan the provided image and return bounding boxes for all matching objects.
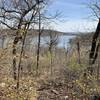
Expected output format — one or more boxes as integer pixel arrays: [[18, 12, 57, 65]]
[[0, 29, 78, 38], [69, 32, 96, 46]]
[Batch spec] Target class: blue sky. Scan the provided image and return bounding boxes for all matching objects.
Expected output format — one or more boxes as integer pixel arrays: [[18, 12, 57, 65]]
[[47, 0, 98, 32]]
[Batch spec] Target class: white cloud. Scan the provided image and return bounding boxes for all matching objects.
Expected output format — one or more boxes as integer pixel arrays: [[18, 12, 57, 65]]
[[51, 19, 98, 32]]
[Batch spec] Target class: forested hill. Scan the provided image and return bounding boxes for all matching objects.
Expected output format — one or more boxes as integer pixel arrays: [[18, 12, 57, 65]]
[[0, 29, 78, 37], [69, 32, 96, 46]]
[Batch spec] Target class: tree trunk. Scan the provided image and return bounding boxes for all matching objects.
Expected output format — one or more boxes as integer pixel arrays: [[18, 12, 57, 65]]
[[36, 4, 41, 76]]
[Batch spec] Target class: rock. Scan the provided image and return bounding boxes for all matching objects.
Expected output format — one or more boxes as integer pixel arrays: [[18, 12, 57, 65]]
[[64, 95, 69, 100], [0, 83, 6, 88]]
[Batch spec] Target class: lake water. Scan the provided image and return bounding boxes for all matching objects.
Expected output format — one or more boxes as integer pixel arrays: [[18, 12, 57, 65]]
[[57, 35, 75, 48], [31, 35, 75, 48], [0, 35, 75, 48]]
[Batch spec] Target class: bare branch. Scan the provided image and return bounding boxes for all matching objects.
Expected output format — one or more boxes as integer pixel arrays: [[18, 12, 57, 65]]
[[0, 20, 17, 30]]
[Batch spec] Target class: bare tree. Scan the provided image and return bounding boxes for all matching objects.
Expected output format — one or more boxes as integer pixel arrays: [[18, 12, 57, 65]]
[[89, 19, 100, 64], [0, 27, 5, 49], [76, 41, 81, 64], [88, 1, 100, 19], [45, 30, 59, 75], [88, 0, 100, 85], [0, 0, 47, 94], [36, 0, 59, 76], [88, 1, 100, 64], [36, 1, 42, 76]]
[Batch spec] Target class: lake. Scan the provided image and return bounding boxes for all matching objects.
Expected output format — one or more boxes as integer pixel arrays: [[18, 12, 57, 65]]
[[0, 35, 75, 49]]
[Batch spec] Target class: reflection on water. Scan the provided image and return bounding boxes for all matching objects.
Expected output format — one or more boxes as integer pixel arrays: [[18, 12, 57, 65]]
[[31, 35, 75, 48], [0, 35, 75, 48], [58, 36, 74, 48]]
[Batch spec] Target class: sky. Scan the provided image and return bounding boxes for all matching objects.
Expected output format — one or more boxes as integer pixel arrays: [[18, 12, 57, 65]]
[[47, 0, 98, 32], [0, 0, 98, 32]]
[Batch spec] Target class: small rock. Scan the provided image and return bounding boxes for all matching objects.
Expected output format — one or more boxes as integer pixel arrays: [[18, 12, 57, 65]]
[[64, 95, 69, 100], [0, 83, 6, 88]]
